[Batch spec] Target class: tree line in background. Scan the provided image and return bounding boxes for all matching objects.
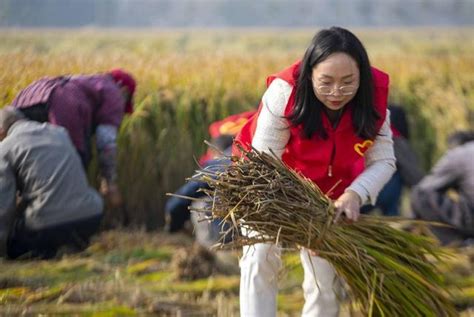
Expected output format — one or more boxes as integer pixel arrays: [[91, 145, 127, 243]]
[[0, 0, 473, 28]]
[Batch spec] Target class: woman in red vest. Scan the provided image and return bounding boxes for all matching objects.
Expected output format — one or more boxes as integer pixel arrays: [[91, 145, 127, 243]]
[[235, 27, 396, 316]]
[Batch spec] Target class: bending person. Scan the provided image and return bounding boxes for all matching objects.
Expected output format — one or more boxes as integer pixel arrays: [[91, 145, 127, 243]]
[[0, 107, 103, 259], [11, 69, 136, 207], [234, 27, 395, 316], [411, 130, 474, 246]]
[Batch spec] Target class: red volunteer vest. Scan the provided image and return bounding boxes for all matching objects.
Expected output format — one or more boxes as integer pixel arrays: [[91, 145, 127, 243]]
[[234, 60, 389, 199]]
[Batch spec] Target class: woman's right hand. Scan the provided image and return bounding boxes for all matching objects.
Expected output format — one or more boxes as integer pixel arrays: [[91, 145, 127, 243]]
[[333, 190, 362, 223]]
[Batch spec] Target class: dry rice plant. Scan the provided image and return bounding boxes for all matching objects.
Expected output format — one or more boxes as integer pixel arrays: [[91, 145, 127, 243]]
[[190, 146, 457, 317]]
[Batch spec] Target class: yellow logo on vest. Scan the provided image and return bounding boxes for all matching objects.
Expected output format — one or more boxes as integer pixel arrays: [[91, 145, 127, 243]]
[[219, 118, 249, 135], [354, 140, 373, 157]]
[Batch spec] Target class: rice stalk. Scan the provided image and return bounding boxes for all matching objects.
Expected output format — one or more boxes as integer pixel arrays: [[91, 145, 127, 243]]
[[189, 146, 457, 316]]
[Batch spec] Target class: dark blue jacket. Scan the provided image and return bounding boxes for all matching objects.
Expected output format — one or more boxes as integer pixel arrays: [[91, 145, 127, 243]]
[[165, 158, 230, 232]]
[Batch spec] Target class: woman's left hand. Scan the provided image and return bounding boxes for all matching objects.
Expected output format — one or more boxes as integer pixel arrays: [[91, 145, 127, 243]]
[[333, 190, 362, 223]]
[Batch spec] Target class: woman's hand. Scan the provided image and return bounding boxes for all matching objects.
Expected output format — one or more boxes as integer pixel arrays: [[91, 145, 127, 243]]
[[100, 179, 123, 208], [333, 190, 362, 223]]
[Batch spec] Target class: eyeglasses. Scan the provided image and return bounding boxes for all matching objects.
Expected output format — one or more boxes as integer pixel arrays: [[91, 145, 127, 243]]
[[313, 82, 358, 96], [315, 85, 357, 96]]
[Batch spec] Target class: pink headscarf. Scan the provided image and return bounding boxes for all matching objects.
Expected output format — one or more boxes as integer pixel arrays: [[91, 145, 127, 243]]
[[109, 69, 136, 114]]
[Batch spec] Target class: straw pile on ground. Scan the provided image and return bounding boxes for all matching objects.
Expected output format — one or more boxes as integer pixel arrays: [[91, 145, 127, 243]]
[[189, 146, 457, 316]]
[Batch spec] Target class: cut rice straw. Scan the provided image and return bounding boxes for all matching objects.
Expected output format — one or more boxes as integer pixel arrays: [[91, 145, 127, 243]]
[[188, 145, 457, 316]]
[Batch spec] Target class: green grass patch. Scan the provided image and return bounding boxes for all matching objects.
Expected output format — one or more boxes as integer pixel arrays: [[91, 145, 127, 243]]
[[277, 292, 305, 313], [102, 247, 173, 265], [0, 302, 137, 316], [0, 259, 105, 287], [137, 270, 173, 283], [149, 275, 240, 294]]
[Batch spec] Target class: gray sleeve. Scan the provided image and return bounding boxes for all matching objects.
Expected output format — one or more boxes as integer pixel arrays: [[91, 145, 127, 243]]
[[96, 124, 118, 183], [346, 110, 397, 204], [0, 153, 17, 256], [416, 147, 462, 192]]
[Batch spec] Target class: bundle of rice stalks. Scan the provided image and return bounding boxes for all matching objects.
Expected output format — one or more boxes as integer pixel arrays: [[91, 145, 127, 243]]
[[171, 244, 216, 281], [189, 146, 457, 316]]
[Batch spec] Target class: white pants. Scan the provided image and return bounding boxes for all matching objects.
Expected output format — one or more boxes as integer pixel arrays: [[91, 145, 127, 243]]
[[240, 242, 341, 317]]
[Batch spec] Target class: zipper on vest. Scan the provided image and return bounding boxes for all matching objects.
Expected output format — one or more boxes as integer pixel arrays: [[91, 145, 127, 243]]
[[327, 109, 342, 178], [328, 138, 336, 177]]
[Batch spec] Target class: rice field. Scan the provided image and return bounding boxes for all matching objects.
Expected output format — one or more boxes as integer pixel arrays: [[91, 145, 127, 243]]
[[0, 28, 473, 316], [0, 28, 473, 227]]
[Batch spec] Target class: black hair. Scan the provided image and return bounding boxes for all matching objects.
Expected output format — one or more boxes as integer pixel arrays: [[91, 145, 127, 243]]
[[288, 26, 380, 139], [388, 104, 409, 139], [447, 130, 474, 147]]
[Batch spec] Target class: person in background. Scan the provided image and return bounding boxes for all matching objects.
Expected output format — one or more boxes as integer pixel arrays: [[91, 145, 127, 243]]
[[233, 26, 395, 316], [411, 130, 474, 246], [0, 107, 103, 259], [11, 69, 136, 207], [198, 110, 256, 165], [165, 134, 235, 247], [361, 104, 424, 216]]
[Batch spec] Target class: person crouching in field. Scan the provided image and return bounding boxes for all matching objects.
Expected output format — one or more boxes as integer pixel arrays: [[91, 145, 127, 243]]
[[411, 130, 474, 246], [0, 107, 103, 259], [165, 134, 235, 247], [11, 69, 136, 208], [233, 27, 396, 316]]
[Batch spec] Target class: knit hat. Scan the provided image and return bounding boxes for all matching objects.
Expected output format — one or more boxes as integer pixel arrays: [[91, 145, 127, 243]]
[[109, 69, 136, 114]]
